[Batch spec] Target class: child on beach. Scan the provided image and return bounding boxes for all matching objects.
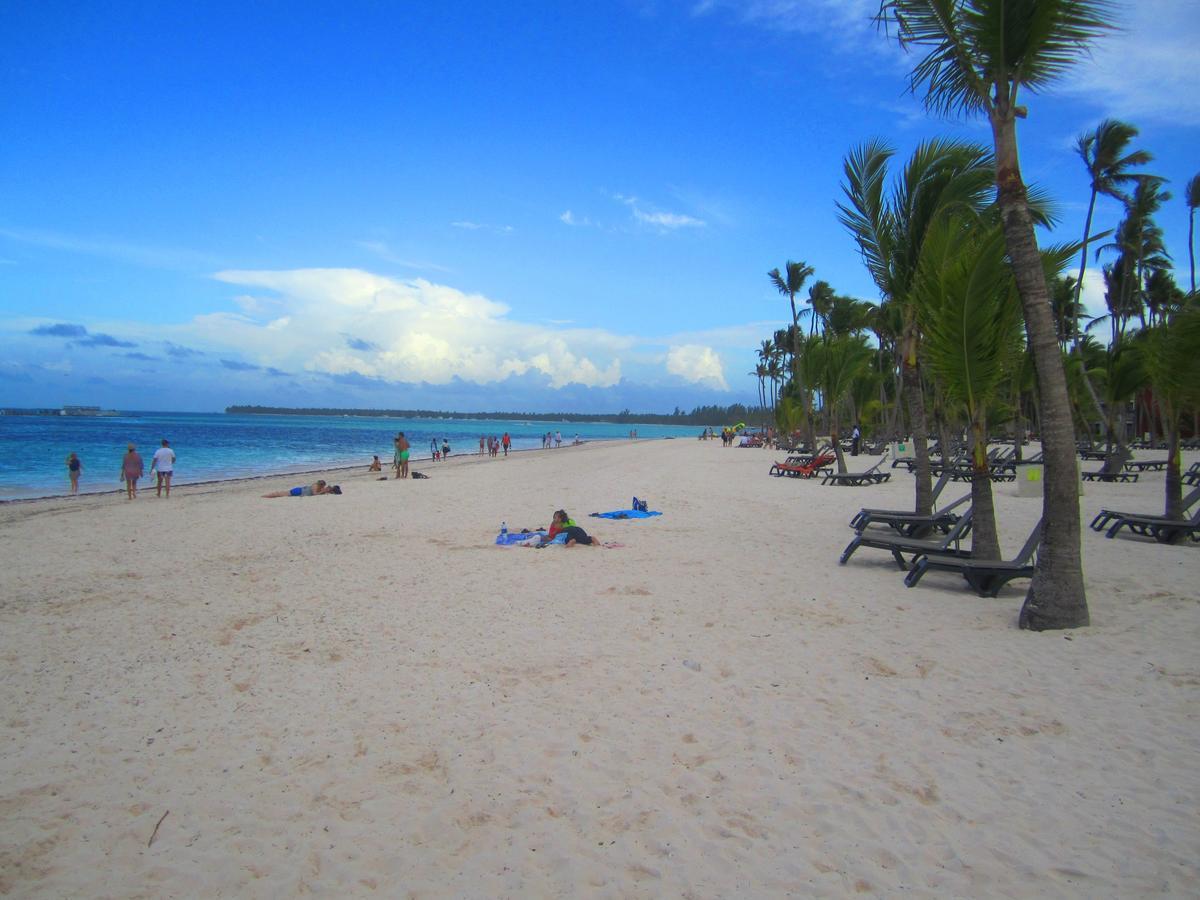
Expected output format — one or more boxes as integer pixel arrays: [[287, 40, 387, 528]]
[[369, 455, 382, 472]]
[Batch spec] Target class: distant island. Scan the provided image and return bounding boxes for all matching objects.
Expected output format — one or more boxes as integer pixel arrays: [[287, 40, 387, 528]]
[[226, 404, 763, 427]]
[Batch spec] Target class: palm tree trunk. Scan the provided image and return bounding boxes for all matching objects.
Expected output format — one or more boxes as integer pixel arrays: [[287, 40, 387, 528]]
[[989, 109, 1089, 630], [831, 410, 847, 473], [1071, 188, 1099, 347], [969, 420, 1001, 561], [1189, 208, 1196, 294], [1164, 401, 1182, 520], [885, 371, 903, 440], [901, 326, 934, 516]]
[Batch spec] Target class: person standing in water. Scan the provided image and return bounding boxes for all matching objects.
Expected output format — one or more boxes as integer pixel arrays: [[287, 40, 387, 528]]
[[66, 452, 83, 495]]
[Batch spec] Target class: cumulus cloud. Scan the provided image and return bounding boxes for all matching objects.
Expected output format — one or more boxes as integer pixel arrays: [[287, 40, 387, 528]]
[[666, 344, 728, 389], [209, 268, 628, 389]]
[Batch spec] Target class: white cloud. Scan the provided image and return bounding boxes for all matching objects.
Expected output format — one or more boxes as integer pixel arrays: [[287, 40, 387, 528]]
[[1058, 1, 1200, 126], [617, 195, 705, 230], [209, 268, 626, 389], [666, 344, 728, 389], [1068, 266, 1109, 324]]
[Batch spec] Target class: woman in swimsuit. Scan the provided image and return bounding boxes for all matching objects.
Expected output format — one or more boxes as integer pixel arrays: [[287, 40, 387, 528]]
[[120, 444, 143, 500]]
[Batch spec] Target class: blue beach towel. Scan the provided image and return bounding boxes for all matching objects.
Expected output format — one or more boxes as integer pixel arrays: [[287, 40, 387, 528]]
[[589, 509, 662, 520], [495, 530, 547, 545]]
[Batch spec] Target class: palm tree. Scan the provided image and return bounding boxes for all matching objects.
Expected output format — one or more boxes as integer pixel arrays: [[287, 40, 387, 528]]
[[1186, 173, 1200, 293], [914, 215, 1026, 560], [876, 0, 1115, 631], [768, 261, 818, 449], [1049, 275, 1081, 350], [839, 137, 993, 515], [811, 335, 875, 473], [807, 280, 837, 337], [1071, 119, 1151, 343], [1138, 308, 1200, 521]]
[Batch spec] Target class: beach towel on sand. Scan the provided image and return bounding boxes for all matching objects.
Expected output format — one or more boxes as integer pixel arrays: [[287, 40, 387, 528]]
[[495, 530, 548, 546], [589, 509, 662, 519]]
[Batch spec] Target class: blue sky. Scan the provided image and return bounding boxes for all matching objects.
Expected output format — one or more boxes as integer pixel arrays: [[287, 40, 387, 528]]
[[2, 0, 1197, 413]]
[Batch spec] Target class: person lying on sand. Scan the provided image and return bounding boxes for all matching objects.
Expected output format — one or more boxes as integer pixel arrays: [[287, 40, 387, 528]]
[[262, 480, 341, 498], [539, 509, 598, 547]]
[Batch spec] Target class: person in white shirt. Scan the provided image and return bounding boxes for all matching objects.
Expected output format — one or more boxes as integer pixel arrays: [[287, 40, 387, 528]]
[[150, 438, 176, 498]]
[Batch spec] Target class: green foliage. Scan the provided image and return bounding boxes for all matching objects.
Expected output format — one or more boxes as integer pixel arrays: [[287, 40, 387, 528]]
[[914, 218, 1024, 420], [878, 0, 1118, 117]]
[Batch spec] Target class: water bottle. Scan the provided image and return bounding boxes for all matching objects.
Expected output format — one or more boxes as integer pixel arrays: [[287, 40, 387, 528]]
[[500, 521, 508, 538]]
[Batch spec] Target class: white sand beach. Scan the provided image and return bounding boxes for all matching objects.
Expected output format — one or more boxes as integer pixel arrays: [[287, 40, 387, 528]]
[[1, 438, 1197, 897]]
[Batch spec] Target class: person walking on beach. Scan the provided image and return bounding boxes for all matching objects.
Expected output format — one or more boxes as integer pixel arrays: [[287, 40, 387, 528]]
[[430, 438, 439, 461], [442, 437, 451, 459], [150, 439, 175, 498], [479, 435, 486, 455], [502, 432, 510, 456], [120, 443, 144, 500], [555, 430, 562, 448], [395, 432, 411, 479], [66, 452, 83, 494], [851, 424, 861, 457]]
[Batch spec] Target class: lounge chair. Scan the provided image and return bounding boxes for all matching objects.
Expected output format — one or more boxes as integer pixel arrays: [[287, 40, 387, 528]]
[[904, 519, 1043, 597], [769, 451, 836, 478], [1125, 459, 1169, 473], [850, 492, 971, 538], [849, 471, 952, 529], [839, 509, 973, 568], [1089, 485, 1200, 533], [821, 456, 892, 486], [1082, 470, 1139, 482], [1082, 447, 1135, 482], [1103, 506, 1200, 544]]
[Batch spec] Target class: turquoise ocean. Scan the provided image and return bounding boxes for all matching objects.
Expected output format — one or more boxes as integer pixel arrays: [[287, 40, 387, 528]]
[[0, 411, 709, 501]]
